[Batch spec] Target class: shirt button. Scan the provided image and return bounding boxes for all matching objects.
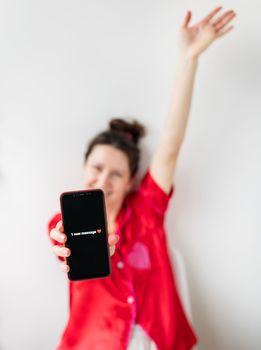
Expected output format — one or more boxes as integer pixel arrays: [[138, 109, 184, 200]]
[[116, 261, 124, 269], [127, 296, 134, 304]]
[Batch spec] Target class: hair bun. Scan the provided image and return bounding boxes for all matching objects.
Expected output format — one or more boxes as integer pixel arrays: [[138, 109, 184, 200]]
[[109, 118, 146, 144]]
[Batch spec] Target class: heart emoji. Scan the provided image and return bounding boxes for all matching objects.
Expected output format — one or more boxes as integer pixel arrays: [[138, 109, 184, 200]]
[[97, 229, 102, 234]]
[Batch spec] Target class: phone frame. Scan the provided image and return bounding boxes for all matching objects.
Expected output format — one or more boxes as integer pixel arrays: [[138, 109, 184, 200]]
[[59, 188, 111, 281]]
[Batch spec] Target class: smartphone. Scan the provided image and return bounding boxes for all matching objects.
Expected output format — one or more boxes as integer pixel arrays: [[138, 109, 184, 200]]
[[60, 189, 111, 281]]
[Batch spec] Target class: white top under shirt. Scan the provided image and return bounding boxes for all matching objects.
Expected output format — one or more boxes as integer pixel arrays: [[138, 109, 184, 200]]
[[127, 324, 157, 350]]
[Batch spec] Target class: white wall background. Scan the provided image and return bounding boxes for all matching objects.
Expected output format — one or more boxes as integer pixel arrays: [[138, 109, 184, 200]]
[[0, 0, 260, 349]]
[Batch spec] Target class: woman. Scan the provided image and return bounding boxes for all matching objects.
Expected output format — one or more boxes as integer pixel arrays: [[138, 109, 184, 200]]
[[48, 7, 236, 350]]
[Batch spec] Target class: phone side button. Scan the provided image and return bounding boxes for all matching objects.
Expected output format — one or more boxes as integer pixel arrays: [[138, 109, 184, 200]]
[[116, 261, 124, 269]]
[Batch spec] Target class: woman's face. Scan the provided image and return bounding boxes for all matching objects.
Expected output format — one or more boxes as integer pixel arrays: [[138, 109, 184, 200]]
[[83, 144, 134, 208]]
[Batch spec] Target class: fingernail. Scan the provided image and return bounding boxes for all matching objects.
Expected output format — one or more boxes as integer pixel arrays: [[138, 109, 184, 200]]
[[60, 235, 65, 241]]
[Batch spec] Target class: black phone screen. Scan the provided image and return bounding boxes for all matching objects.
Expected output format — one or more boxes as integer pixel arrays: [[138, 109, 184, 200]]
[[60, 189, 111, 281]]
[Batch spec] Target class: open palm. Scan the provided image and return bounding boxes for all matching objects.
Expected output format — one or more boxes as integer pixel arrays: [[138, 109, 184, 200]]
[[179, 7, 236, 59]]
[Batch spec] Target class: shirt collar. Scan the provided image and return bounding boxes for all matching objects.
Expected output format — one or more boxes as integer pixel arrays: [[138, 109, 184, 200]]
[[115, 195, 132, 236]]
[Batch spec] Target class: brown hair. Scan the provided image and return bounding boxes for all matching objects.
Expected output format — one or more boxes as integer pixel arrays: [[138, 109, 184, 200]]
[[84, 118, 146, 178]]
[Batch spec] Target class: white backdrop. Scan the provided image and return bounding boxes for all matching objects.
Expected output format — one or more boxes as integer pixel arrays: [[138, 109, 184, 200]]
[[0, 0, 260, 349]]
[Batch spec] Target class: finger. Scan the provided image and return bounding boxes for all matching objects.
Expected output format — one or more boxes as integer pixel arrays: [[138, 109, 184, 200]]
[[56, 220, 64, 233], [217, 25, 234, 38], [50, 228, 67, 244], [108, 233, 119, 246], [197, 6, 223, 26], [52, 245, 71, 258], [214, 11, 236, 31], [60, 262, 70, 273], [182, 10, 192, 29], [109, 245, 115, 256]]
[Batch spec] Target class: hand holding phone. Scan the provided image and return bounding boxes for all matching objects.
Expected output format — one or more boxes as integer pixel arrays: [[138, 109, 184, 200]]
[[51, 221, 119, 273], [55, 189, 117, 280]]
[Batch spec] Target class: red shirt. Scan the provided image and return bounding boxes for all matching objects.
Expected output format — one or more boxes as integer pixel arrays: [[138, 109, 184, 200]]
[[48, 169, 197, 350]]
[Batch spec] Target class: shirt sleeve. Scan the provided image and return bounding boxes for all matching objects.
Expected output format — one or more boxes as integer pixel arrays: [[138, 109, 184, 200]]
[[136, 169, 175, 218]]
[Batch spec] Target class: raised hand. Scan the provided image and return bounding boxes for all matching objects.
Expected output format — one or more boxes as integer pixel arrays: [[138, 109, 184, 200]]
[[178, 6, 236, 59]]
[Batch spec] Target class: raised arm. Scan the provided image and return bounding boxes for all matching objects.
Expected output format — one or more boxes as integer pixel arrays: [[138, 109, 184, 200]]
[[150, 7, 236, 194]]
